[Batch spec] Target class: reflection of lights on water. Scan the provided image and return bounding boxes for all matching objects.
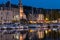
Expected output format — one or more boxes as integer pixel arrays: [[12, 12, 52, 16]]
[[53, 28, 57, 31], [45, 30, 48, 34], [45, 29, 51, 34], [48, 29, 51, 32], [14, 33, 19, 39], [16, 35, 19, 39], [29, 29, 34, 32], [20, 34, 23, 40], [37, 31, 44, 39]]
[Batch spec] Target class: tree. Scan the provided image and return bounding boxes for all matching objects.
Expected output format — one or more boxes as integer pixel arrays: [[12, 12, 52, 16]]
[[49, 10, 60, 20]]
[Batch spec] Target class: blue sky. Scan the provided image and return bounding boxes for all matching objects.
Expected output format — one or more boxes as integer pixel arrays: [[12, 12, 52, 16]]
[[0, 0, 60, 9]]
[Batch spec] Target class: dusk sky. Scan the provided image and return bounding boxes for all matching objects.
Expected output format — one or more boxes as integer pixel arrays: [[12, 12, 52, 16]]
[[0, 0, 60, 9]]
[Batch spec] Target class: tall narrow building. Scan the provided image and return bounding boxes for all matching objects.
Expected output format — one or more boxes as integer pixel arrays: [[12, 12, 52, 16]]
[[19, 0, 26, 19]]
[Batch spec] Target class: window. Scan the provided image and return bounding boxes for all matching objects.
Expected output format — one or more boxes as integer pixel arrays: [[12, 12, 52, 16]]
[[1, 12, 3, 15], [7, 12, 9, 15]]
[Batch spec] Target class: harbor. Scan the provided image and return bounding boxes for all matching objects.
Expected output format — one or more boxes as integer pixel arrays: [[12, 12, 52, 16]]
[[0, 23, 60, 40], [0, 0, 60, 40]]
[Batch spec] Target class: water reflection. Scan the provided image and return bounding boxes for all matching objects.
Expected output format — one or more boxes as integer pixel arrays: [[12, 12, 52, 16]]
[[0, 28, 60, 40]]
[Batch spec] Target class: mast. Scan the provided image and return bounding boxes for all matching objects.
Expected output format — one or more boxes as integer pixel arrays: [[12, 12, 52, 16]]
[[32, 7, 33, 22], [51, 9, 53, 21]]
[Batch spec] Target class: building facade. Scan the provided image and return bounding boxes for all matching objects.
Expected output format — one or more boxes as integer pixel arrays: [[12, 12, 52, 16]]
[[0, 0, 27, 23], [37, 14, 44, 23], [0, 3, 20, 23]]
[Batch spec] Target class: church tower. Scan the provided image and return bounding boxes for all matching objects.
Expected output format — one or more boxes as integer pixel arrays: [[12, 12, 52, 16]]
[[19, 0, 26, 19]]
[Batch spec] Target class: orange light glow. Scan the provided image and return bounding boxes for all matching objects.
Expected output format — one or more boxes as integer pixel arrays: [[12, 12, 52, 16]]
[[20, 34, 23, 40], [48, 29, 51, 32], [20, 13, 23, 17]]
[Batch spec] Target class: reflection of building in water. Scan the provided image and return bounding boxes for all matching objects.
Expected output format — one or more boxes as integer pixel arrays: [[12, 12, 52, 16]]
[[0, 34, 15, 40], [37, 31, 44, 39]]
